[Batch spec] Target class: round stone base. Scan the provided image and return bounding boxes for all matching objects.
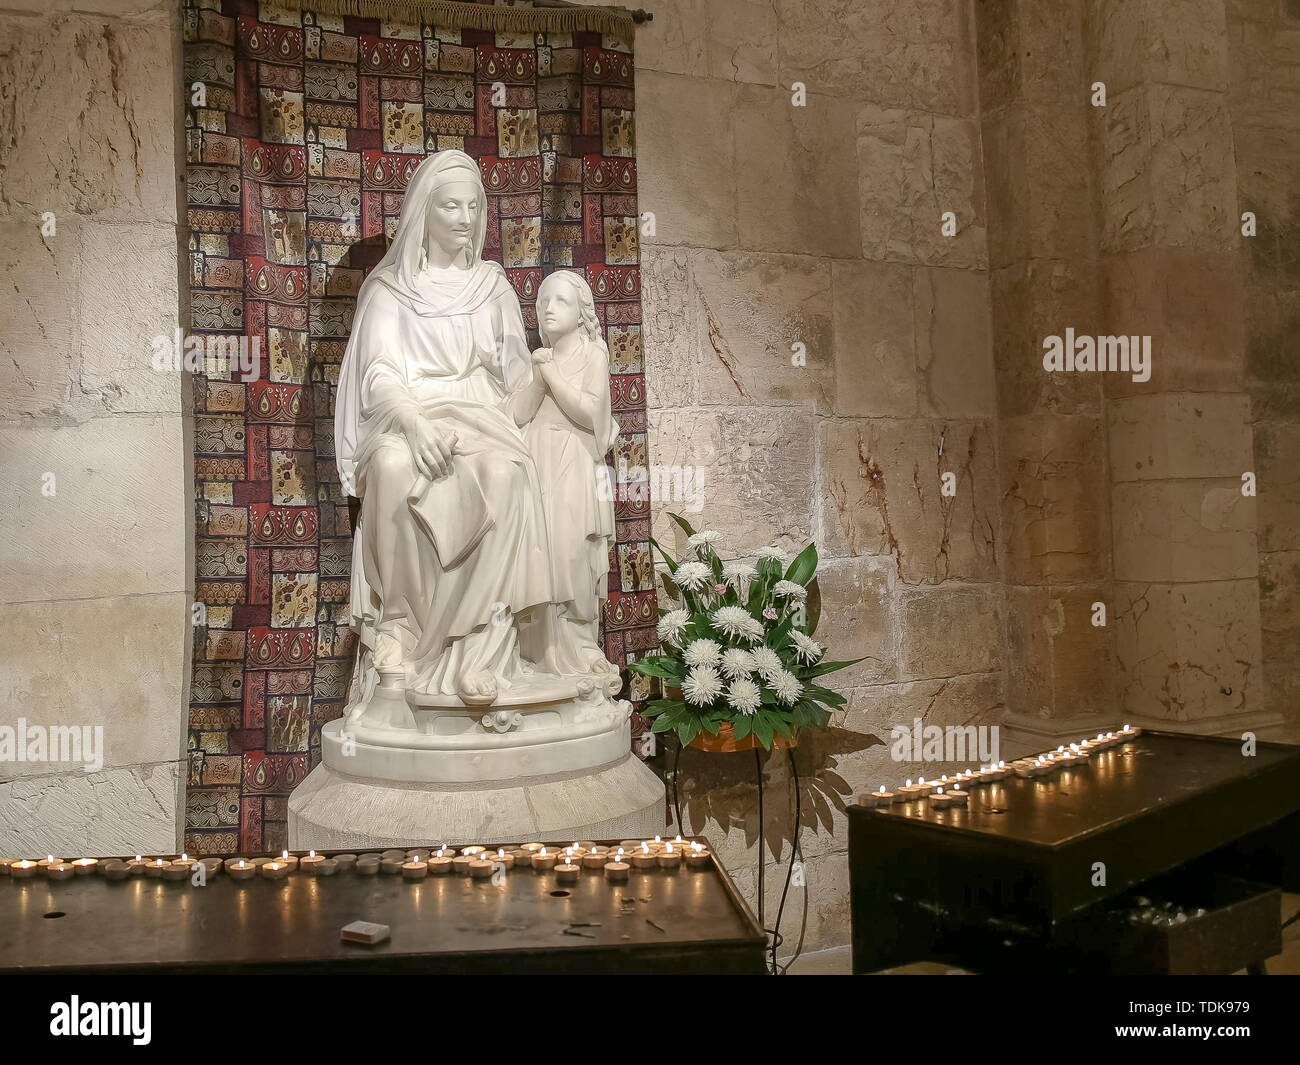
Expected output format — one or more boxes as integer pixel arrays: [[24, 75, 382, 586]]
[[287, 753, 666, 849]]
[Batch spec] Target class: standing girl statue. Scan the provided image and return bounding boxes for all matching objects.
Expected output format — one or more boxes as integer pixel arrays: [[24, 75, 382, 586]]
[[510, 270, 621, 677]]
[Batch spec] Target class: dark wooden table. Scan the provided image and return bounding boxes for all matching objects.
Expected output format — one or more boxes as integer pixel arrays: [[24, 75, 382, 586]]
[[849, 730, 1300, 974], [0, 843, 765, 975]]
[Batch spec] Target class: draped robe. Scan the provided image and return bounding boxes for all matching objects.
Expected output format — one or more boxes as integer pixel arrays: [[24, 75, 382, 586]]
[[336, 258, 552, 703]]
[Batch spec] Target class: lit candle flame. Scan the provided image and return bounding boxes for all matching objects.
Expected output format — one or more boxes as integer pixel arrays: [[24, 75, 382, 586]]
[[666, 843, 673, 854], [540, 847, 547, 856], [642, 843, 649, 853]]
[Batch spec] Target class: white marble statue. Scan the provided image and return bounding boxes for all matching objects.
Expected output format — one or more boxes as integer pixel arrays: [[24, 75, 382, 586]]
[[509, 270, 621, 679], [291, 151, 665, 846], [335, 150, 621, 735]]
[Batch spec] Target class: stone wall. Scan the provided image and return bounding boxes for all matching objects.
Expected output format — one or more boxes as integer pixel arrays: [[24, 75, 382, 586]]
[[1227, 0, 1300, 743], [632, 0, 1002, 953], [0, 0, 189, 853]]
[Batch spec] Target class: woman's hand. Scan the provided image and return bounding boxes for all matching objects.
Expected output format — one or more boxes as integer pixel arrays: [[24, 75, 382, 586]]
[[398, 413, 457, 479], [531, 346, 553, 365]]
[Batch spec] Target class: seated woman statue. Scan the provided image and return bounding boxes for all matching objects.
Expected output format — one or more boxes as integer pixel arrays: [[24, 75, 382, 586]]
[[335, 149, 553, 721]]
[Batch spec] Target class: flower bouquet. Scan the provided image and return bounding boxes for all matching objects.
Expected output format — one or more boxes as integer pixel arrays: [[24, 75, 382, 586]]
[[628, 514, 858, 751]]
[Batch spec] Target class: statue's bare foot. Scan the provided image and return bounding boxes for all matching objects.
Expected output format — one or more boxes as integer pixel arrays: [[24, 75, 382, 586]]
[[457, 670, 498, 706]]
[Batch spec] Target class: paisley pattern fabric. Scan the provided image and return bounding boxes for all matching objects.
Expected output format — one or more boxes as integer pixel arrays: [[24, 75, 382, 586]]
[[183, 0, 655, 856]]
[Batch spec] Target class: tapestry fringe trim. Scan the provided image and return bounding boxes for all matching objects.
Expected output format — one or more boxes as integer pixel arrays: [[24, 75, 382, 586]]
[[262, 0, 643, 34]]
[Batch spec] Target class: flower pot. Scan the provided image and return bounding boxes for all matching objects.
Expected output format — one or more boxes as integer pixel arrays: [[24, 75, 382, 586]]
[[689, 721, 797, 753]]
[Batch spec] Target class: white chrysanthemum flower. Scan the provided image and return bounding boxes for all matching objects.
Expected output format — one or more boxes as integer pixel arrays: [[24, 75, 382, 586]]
[[686, 529, 722, 553], [772, 579, 808, 602], [681, 665, 724, 707], [757, 545, 786, 562], [725, 677, 762, 716], [721, 560, 757, 596], [682, 638, 722, 668], [711, 605, 754, 640], [771, 669, 802, 706], [749, 645, 783, 681], [674, 560, 711, 591], [790, 631, 824, 664], [656, 609, 690, 646], [718, 648, 755, 680]]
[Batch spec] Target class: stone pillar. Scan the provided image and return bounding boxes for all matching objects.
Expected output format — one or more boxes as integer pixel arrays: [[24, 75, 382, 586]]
[[0, 0, 191, 853], [975, 0, 1116, 747], [1088, 0, 1273, 732], [1226, 0, 1300, 744]]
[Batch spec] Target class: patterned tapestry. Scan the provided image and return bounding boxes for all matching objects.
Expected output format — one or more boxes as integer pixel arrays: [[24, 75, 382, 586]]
[[182, 0, 656, 856]]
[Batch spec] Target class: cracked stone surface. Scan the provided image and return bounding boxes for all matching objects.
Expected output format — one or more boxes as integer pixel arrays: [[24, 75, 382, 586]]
[[0, 761, 180, 856]]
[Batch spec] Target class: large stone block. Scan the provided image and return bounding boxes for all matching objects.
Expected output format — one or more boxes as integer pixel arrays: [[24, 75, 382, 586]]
[[0, 10, 179, 221], [897, 582, 1004, 681], [1004, 583, 1116, 721], [704, 0, 779, 84], [0, 416, 189, 602], [79, 220, 183, 415], [857, 105, 986, 268], [640, 244, 698, 409], [1087, 0, 1230, 96], [0, 592, 189, 776], [689, 250, 833, 408], [1253, 420, 1300, 553], [647, 407, 815, 553], [1108, 393, 1253, 481], [0, 761, 180, 857], [998, 414, 1111, 584], [0, 218, 81, 419], [990, 259, 1104, 418], [808, 556, 896, 687], [915, 266, 995, 418], [728, 848, 852, 955], [1260, 550, 1300, 731], [819, 418, 999, 583], [831, 259, 916, 417], [839, 672, 1007, 783], [629, 0, 709, 76], [1113, 579, 1263, 721], [777, 0, 978, 116], [1244, 283, 1300, 424], [976, 0, 1086, 111], [1226, 9, 1300, 132], [1102, 247, 1246, 395], [1111, 479, 1257, 582], [982, 100, 1091, 268], [1097, 84, 1237, 253], [735, 83, 860, 257], [635, 71, 738, 250]]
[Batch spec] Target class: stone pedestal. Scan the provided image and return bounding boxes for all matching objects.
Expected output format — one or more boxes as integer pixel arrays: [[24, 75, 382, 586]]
[[288, 690, 666, 848]]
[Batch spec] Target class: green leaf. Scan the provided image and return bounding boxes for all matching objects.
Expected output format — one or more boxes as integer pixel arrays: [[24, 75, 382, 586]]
[[731, 714, 753, 741], [805, 683, 846, 707], [677, 717, 702, 747], [650, 714, 679, 733], [649, 536, 678, 573], [641, 698, 681, 719], [628, 656, 684, 680], [772, 717, 793, 739], [668, 512, 698, 539], [784, 542, 818, 586], [806, 657, 864, 678], [752, 713, 775, 750]]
